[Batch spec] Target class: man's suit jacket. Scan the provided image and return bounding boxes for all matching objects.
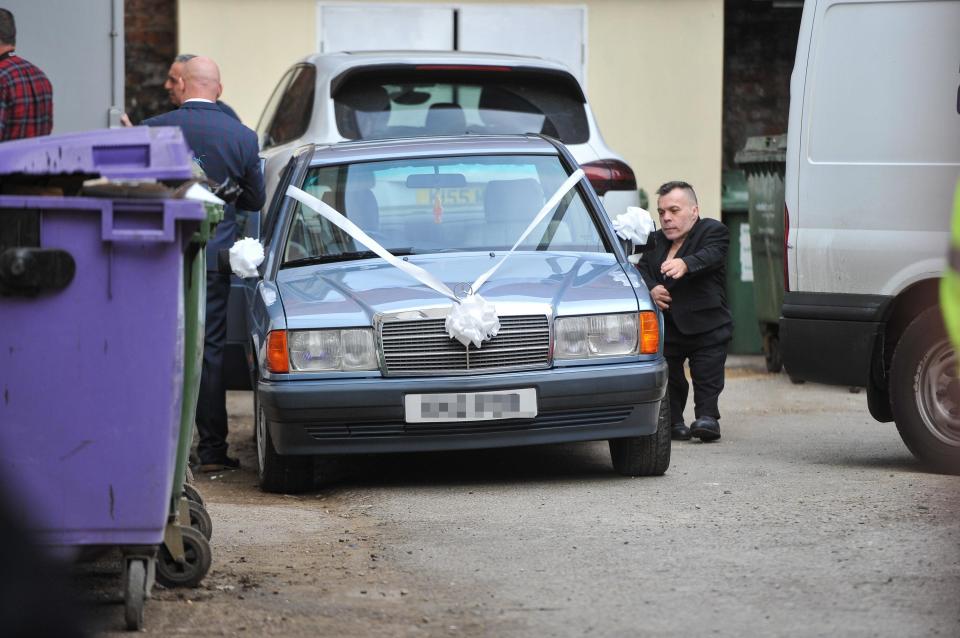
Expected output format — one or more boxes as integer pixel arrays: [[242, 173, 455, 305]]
[[143, 101, 266, 269], [636, 217, 732, 337]]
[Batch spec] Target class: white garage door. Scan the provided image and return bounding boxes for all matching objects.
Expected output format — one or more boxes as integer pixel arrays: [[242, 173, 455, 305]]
[[317, 3, 586, 83], [318, 6, 454, 52], [457, 6, 584, 84]]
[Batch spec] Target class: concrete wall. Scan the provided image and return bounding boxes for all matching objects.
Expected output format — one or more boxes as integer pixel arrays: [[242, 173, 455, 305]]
[[179, 0, 723, 217]]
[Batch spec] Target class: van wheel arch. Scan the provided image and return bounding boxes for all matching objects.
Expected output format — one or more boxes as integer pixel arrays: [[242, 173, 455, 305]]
[[868, 279, 941, 423]]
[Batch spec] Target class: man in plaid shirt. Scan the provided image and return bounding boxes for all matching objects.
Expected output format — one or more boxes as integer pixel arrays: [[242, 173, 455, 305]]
[[0, 9, 52, 141]]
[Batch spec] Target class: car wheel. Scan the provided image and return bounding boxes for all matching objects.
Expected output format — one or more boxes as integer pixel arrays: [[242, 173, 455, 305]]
[[608, 398, 671, 477], [254, 387, 315, 493], [890, 307, 960, 473]]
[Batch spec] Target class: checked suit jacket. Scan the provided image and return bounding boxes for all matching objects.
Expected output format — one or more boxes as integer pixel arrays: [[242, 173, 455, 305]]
[[143, 100, 266, 269], [635, 217, 733, 337]]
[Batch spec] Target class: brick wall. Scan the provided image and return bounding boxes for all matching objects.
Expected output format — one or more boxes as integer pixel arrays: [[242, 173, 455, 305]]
[[124, 0, 177, 124], [722, 1, 802, 170]]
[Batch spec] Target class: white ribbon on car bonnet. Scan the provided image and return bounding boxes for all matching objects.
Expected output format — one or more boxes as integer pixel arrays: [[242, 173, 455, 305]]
[[285, 168, 585, 348]]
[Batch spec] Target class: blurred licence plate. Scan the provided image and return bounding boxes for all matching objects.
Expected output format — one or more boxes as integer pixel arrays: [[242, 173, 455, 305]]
[[404, 388, 537, 423]]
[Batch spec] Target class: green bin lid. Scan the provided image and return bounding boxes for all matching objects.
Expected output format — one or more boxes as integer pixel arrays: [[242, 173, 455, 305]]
[[734, 134, 787, 165]]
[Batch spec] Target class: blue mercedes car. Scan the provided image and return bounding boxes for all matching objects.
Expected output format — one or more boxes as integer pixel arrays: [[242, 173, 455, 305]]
[[242, 135, 668, 492]]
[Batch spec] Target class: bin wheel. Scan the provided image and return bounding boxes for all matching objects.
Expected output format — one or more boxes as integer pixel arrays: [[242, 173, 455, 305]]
[[156, 526, 212, 588], [124, 558, 148, 631], [188, 499, 213, 540], [764, 334, 783, 373], [182, 482, 205, 508]]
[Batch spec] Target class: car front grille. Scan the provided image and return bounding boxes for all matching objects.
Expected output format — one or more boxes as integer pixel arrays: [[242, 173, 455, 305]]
[[303, 406, 635, 440], [380, 315, 550, 375]]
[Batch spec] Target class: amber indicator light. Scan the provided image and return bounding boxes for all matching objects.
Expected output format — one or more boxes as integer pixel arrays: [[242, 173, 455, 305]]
[[639, 311, 659, 354], [266, 330, 289, 373]]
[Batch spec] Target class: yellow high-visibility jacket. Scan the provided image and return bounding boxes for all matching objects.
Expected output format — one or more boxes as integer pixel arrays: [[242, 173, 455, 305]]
[[940, 181, 960, 353]]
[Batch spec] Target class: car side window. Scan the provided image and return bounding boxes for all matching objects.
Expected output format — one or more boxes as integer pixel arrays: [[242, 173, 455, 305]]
[[264, 65, 317, 149], [262, 159, 298, 248], [257, 67, 296, 149]]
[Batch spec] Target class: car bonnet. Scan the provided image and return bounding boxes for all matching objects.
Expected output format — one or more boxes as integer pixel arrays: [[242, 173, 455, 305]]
[[275, 252, 643, 330]]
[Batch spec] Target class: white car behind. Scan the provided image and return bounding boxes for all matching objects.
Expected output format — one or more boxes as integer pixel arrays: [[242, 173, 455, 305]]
[[255, 50, 639, 216]]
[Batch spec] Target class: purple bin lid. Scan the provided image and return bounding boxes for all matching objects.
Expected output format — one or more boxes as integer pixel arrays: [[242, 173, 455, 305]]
[[0, 126, 195, 180]]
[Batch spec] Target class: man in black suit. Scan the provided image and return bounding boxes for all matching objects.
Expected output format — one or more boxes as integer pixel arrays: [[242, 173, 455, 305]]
[[636, 181, 732, 442], [144, 56, 266, 471]]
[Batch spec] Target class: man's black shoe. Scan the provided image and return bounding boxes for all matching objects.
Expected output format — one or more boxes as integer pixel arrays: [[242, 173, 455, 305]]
[[671, 423, 692, 441], [199, 456, 240, 473], [690, 416, 721, 442]]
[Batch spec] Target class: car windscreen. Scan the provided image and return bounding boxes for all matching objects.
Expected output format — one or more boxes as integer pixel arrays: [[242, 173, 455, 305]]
[[333, 70, 589, 144], [281, 154, 609, 266]]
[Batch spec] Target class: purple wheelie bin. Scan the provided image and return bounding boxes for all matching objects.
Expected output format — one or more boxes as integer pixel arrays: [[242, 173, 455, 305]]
[[0, 127, 205, 631]]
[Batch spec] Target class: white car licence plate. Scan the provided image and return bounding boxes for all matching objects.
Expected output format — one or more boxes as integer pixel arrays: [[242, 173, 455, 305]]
[[404, 388, 538, 423]]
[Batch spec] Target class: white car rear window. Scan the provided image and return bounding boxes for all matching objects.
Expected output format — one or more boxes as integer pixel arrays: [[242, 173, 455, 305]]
[[333, 71, 589, 144]]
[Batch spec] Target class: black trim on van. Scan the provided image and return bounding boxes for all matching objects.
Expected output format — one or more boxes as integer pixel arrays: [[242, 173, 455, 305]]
[[780, 292, 892, 387]]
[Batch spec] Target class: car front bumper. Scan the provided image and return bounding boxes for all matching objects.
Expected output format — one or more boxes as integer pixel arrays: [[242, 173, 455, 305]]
[[259, 360, 668, 455]]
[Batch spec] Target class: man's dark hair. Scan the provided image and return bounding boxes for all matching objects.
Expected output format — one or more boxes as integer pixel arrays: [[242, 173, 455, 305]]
[[175, 53, 197, 64], [0, 9, 15, 47], [656, 180, 698, 206]]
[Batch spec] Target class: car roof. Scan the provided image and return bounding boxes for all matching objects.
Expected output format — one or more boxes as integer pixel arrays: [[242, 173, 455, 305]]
[[309, 134, 561, 165]]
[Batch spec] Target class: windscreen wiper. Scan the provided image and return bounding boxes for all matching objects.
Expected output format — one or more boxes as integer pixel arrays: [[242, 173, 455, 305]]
[[281, 248, 414, 268]]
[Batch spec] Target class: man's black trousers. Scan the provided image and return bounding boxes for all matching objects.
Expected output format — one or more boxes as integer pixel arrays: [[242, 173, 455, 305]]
[[663, 317, 732, 425], [196, 272, 231, 464]]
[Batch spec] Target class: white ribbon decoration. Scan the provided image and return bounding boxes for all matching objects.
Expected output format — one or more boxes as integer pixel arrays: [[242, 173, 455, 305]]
[[444, 293, 501, 348], [285, 167, 585, 348], [286, 186, 460, 304], [472, 169, 585, 291], [229, 237, 265, 278], [612, 206, 656, 246]]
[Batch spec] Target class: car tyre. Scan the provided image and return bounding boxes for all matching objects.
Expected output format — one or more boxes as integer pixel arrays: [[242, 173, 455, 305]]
[[255, 387, 315, 493], [608, 398, 671, 476], [890, 307, 960, 474]]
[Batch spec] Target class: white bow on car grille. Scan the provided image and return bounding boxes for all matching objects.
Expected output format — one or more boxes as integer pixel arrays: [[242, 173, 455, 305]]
[[285, 168, 585, 349]]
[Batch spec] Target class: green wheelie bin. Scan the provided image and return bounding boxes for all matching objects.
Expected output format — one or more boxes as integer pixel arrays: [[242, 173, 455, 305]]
[[735, 134, 787, 372], [157, 192, 223, 589], [721, 170, 763, 355]]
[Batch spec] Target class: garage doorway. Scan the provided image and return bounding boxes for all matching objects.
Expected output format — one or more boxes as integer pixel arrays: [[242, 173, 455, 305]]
[[316, 3, 587, 84]]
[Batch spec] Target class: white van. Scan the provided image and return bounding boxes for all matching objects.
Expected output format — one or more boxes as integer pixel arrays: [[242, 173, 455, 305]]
[[780, 0, 960, 469]]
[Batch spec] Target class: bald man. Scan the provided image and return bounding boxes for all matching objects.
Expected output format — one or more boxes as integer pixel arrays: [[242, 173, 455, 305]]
[[144, 56, 265, 472], [164, 53, 239, 119]]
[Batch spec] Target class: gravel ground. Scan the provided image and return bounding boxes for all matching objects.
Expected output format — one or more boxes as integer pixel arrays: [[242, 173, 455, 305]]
[[87, 357, 960, 637]]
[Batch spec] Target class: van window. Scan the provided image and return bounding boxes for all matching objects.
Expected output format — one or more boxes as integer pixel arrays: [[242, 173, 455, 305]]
[[258, 64, 317, 149], [808, 1, 960, 164], [333, 70, 589, 144]]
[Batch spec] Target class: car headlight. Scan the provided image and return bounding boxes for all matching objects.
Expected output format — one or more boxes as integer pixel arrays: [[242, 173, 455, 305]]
[[287, 328, 378, 371], [555, 312, 658, 359]]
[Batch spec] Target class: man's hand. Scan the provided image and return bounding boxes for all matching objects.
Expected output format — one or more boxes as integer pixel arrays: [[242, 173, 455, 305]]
[[120, 113, 133, 127], [661, 257, 689, 280], [650, 284, 671, 310]]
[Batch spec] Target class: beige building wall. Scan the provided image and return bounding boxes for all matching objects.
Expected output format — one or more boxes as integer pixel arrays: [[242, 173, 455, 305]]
[[179, 0, 723, 217]]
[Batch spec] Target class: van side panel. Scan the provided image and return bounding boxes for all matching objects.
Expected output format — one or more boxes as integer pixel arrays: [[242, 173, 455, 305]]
[[783, 0, 960, 395], [796, 0, 960, 296]]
